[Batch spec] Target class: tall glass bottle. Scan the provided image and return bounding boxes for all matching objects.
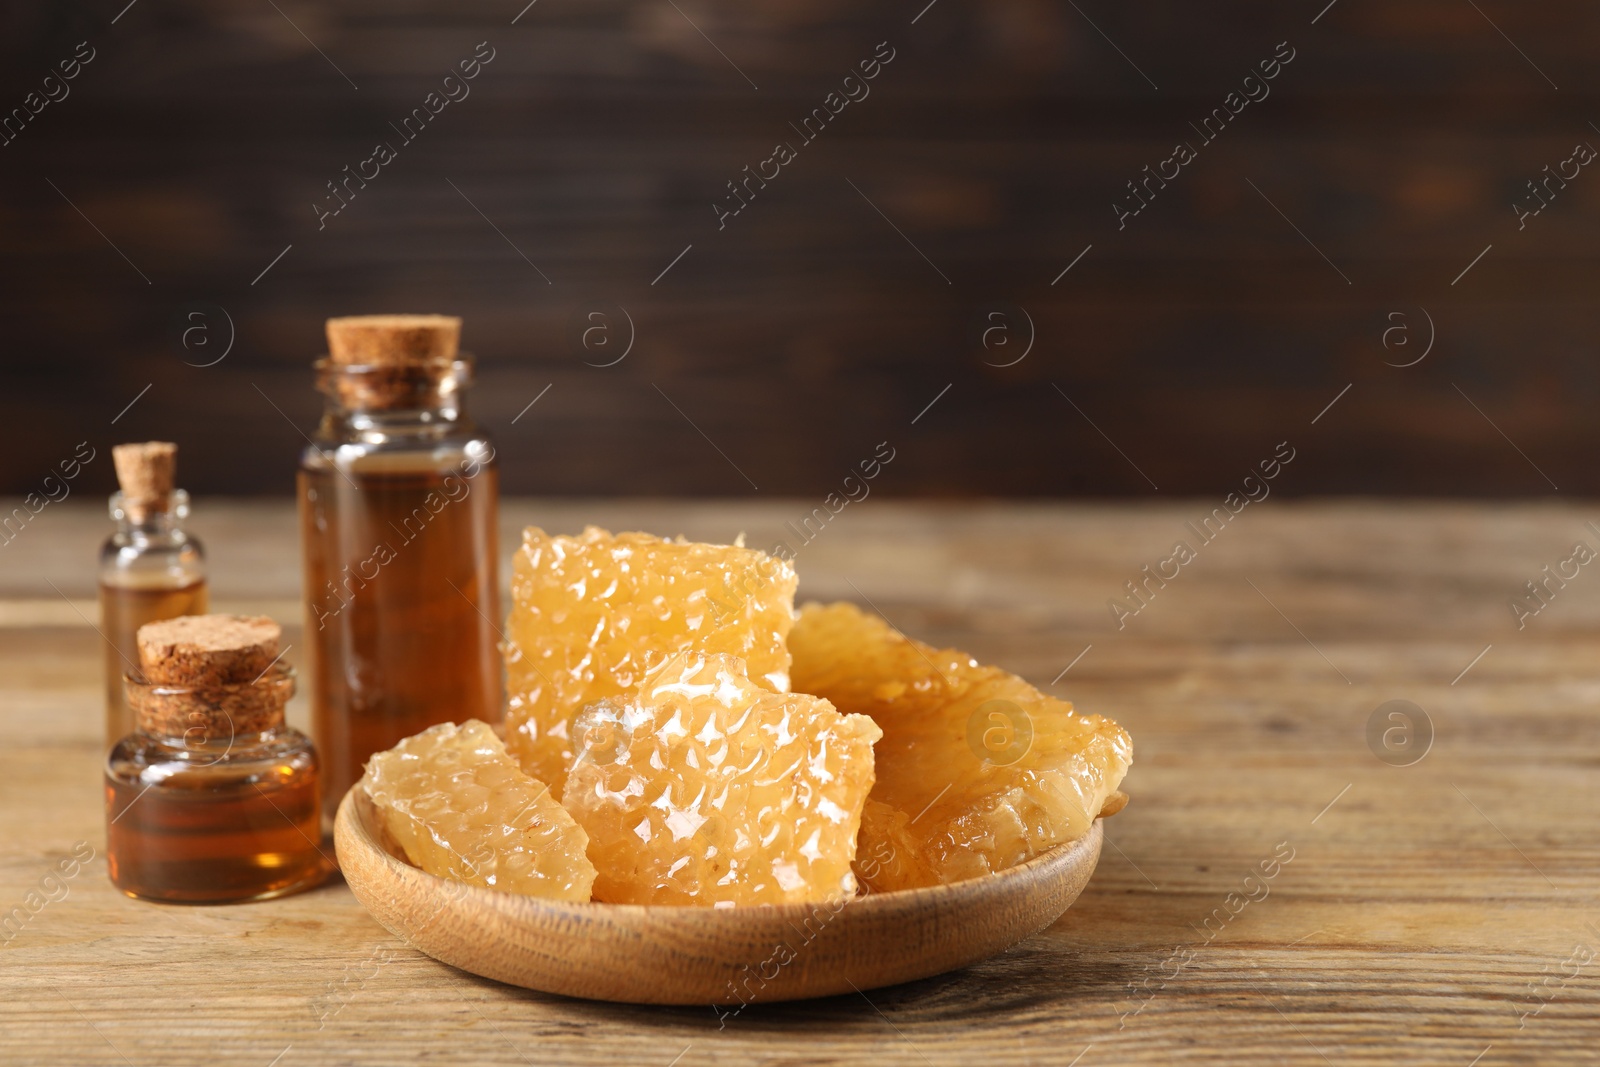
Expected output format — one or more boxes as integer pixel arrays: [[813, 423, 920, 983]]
[[101, 442, 208, 748], [298, 316, 501, 825]]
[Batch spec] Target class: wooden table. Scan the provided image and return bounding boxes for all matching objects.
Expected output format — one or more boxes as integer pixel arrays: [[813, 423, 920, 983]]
[[3, 499, 1595, 1065]]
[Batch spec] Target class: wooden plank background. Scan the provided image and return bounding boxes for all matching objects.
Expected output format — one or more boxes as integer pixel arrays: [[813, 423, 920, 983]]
[[2, 1, 1598, 496]]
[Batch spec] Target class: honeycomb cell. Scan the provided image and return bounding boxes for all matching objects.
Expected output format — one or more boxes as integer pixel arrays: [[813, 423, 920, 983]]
[[562, 652, 880, 906], [361, 720, 595, 901], [504, 526, 797, 795]]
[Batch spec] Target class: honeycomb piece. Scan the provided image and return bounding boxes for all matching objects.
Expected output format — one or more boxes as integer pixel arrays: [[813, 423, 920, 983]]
[[562, 652, 881, 906], [505, 525, 797, 795], [361, 720, 596, 901], [852, 798, 934, 891], [789, 602, 1132, 892]]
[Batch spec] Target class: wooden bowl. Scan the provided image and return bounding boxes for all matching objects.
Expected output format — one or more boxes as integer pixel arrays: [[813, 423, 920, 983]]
[[334, 787, 1104, 1005]]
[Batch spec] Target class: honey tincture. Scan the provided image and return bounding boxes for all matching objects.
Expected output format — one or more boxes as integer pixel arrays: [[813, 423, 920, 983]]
[[100, 442, 208, 749], [299, 314, 502, 828], [106, 614, 326, 903]]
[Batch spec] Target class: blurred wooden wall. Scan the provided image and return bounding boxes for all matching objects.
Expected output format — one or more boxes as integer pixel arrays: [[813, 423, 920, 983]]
[[1, 0, 1597, 497]]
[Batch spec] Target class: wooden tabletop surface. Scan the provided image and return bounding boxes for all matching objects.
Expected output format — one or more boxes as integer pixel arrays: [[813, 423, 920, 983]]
[[2, 499, 1596, 1066]]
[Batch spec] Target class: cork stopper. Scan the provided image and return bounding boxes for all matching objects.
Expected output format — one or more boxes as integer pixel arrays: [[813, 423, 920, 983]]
[[326, 315, 460, 365], [321, 314, 464, 411], [131, 614, 288, 738], [137, 614, 281, 686], [112, 442, 176, 522]]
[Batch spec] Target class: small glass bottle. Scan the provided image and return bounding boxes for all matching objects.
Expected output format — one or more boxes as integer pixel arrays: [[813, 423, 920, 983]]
[[101, 443, 208, 748], [106, 663, 326, 903], [299, 315, 502, 827]]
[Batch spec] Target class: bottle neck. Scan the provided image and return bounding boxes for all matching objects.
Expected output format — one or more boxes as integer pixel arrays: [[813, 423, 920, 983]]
[[140, 720, 286, 751], [314, 356, 478, 446], [128, 664, 294, 747], [109, 489, 191, 542]]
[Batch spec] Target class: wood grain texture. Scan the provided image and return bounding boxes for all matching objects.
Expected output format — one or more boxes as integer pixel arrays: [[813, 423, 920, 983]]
[[4, 2, 1600, 496], [2, 499, 1599, 1064], [335, 788, 1101, 1005]]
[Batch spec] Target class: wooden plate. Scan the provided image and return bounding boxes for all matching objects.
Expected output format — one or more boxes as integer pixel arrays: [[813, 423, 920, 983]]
[[334, 787, 1103, 1005]]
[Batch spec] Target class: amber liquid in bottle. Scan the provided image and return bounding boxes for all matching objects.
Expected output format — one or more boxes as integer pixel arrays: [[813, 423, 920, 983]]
[[299, 462, 501, 823], [100, 486, 207, 748], [106, 662, 324, 904], [105, 753, 322, 903], [100, 578, 208, 743]]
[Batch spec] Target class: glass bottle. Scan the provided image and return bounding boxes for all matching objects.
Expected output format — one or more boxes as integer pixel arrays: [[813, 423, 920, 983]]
[[298, 354, 501, 827], [100, 489, 208, 748], [106, 664, 326, 903]]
